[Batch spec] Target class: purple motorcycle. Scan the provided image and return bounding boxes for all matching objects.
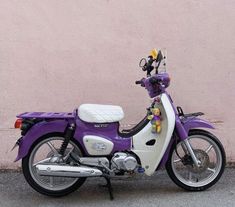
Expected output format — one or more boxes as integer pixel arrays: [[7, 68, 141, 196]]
[[13, 49, 225, 199]]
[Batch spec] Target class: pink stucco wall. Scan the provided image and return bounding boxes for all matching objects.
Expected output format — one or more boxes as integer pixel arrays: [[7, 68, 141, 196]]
[[0, 1, 234, 169]]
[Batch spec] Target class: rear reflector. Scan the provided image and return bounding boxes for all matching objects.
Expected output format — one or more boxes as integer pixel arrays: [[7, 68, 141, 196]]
[[14, 119, 23, 128]]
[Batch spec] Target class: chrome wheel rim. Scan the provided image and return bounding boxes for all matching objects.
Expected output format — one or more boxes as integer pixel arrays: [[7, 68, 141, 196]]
[[171, 135, 222, 187], [29, 137, 81, 191]]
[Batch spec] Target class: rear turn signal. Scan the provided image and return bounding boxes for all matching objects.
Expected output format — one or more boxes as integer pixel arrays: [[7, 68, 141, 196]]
[[14, 119, 22, 129]]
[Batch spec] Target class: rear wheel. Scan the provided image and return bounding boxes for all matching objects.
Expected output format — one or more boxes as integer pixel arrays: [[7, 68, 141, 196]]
[[22, 133, 86, 197], [166, 129, 226, 191]]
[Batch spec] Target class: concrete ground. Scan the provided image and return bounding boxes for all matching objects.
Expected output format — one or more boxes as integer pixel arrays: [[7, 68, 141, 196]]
[[0, 168, 234, 207]]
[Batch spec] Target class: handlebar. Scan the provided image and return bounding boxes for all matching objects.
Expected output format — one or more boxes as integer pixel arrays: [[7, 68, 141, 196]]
[[135, 77, 160, 87], [135, 78, 146, 87]]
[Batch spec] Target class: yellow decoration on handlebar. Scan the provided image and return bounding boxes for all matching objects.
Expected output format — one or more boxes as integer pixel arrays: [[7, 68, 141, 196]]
[[150, 49, 158, 59]]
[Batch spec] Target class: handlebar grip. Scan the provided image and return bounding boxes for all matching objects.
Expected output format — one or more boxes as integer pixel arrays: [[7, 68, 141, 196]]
[[135, 80, 142, 85]]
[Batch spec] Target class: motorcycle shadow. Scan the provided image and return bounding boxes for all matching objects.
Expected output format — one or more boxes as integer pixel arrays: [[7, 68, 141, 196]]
[[0, 170, 230, 206], [1, 170, 226, 206], [65, 171, 200, 202]]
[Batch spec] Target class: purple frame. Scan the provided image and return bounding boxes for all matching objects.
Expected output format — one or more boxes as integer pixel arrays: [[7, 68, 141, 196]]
[[15, 114, 131, 161], [14, 72, 215, 170]]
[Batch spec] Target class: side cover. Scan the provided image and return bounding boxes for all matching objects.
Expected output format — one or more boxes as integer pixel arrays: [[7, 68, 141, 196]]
[[83, 135, 114, 155], [132, 93, 175, 176]]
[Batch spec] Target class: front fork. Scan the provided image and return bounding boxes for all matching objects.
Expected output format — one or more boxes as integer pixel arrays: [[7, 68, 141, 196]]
[[175, 117, 201, 167], [165, 92, 214, 168], [181, 140, 201, 167]]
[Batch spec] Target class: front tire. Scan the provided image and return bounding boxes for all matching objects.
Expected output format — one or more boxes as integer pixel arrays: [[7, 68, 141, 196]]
[[166, 129, 226, 191], [22, 133, 86, 197]]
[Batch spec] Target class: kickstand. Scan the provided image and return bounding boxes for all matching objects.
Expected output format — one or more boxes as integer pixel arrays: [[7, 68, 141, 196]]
[[101, 177, 114, 200]]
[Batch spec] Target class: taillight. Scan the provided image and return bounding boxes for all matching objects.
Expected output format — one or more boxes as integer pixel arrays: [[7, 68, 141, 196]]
[[14, 119, 23, 129]]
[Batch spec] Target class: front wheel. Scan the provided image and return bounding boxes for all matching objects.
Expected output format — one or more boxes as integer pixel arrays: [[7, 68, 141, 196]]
[[166, 129, 226, 191]]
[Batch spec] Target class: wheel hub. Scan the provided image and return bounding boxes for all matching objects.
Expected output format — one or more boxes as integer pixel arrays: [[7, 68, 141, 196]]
[[187, 149, 210, 173]]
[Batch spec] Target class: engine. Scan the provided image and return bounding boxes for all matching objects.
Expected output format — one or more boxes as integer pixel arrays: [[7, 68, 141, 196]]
[[111, 152, 138, 172]]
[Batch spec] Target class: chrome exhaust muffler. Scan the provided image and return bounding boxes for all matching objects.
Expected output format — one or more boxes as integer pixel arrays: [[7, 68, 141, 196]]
[[35, 164, 103, 178]]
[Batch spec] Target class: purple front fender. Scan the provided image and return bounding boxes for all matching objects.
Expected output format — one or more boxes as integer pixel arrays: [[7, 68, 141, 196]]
[[15, 120, 68, 161], [182, 117, 215, 134], [158, 117, 214, 168]]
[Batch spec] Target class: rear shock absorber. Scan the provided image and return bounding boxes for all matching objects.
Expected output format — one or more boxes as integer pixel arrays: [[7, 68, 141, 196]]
[[59, 123, 75, 156]]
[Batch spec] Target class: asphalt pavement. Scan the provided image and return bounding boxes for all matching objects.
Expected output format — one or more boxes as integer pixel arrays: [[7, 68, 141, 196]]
[[0, 168, 234, 207]]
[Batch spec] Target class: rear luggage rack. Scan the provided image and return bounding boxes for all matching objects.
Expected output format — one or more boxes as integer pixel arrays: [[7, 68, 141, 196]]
[[17, 112, 75, 119], [183, 112, 204, 118], [176, 106, 204, 118]]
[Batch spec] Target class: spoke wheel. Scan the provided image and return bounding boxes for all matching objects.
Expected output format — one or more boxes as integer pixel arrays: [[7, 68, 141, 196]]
[[22, 133, 86, 197], [166, 129, 226, 191]]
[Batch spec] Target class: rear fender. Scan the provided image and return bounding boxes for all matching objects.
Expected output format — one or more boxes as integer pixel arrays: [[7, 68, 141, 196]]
[[15, 120, 68, 161], [183, 117, 214, 134]]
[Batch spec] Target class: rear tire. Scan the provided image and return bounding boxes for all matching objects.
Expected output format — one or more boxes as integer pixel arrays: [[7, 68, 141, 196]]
[[22, 133, 86, 197], [166, 129, 226, 191]]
